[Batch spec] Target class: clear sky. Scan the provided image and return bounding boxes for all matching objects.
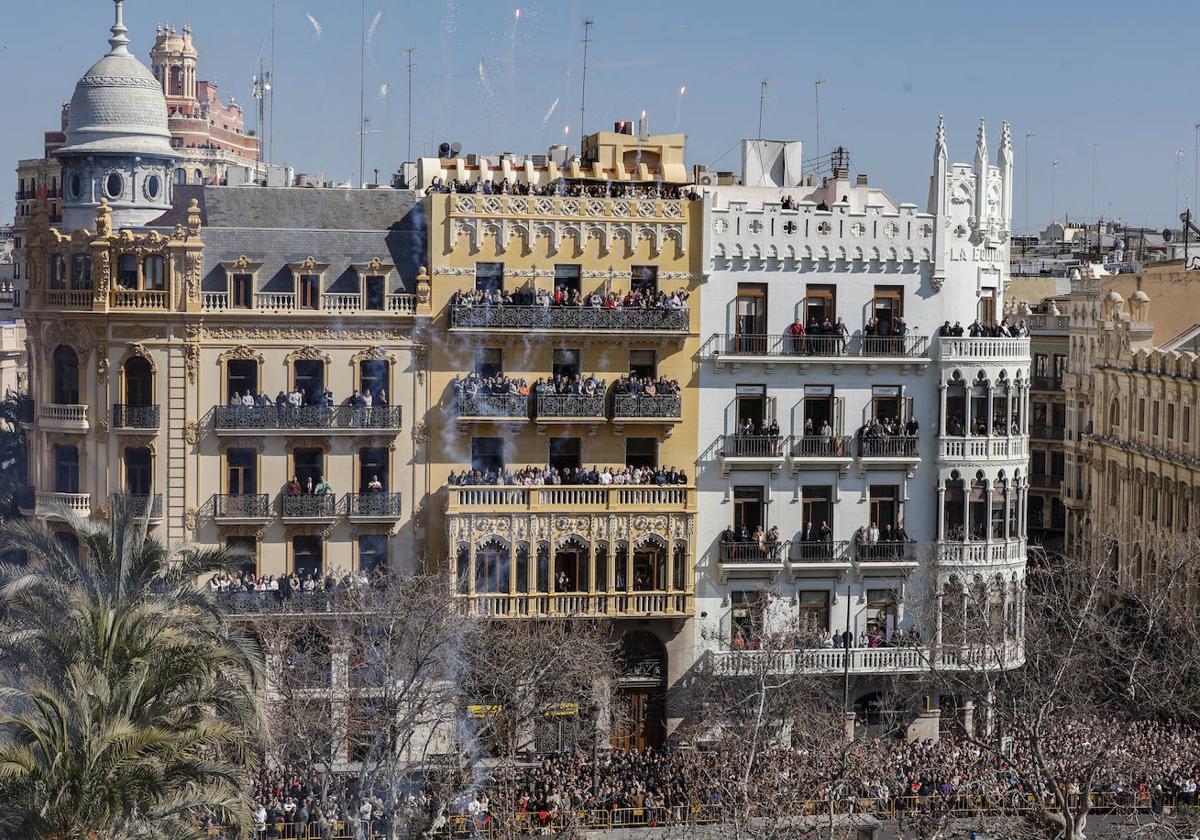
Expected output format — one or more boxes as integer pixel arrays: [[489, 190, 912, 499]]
[[5, 0, 1200, 234]]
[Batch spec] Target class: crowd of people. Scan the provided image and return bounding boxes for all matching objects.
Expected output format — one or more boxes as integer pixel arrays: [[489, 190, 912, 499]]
[[937, 318, 1030, 338], [425, 177, 694, 200], [946, 415, 1022, 437], [209, 568, 373, 601], [453, 372, 528, 399], [614, 375, 680, 396], [226, 386, 390, 414], [451, 285, 689, 311], [239, 717, 1200, 837], [447, 464, 689, 487]]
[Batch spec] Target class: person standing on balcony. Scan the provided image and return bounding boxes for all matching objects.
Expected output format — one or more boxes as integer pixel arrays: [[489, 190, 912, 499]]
[[314, 475, 333, 496], [367, 475, 383, 493], [867, 522, 880, 544], [785, 317, 805, 355], [241, 390, 255, 408], [286, 475, 302, 496]]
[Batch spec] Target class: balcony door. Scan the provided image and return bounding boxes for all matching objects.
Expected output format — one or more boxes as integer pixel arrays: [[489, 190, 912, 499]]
[[632, 542, 666, 591], [734, 283, 767, 353], [124, 356, 153, 406], [293, 361, 325, 405], [978, 289, 996, 324], [475, 262, 503, 294], [292, 536, 323, 578], [872, 286, 903, 332], [801, 485, 833, 533], [868, 485, 900, 533], [470, 438, 504, 474], [359, 360, 389, 402], [551, 349, 581, 382], [298, 274, 320, 310], [358, 535, 388, 575], [803, 386, 839, 435], [227, 449, 257, 495], [231, 273, 253, 309], [628, 349, 657, 380], [54, 444, 79, 494], [226, 359, 257, 402], [870, 386, 902, 425], [123, 447, 152, 495], [548, 438, 581, 472], [866, 588, 898, 636], [734, 385, 769, 435], [52, 346, 80, 405], [554, 540, 587, 592], [732, 486, 766, 534], [364, 274, 386, 311], [359, 447, 388, 492], [293, 448, 324, 490], [554, 264, 581, 299], [805, 284, 836, 324]]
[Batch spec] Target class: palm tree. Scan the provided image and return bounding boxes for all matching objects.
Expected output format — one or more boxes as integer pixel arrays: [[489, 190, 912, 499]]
[[0, 494, 265, 840]]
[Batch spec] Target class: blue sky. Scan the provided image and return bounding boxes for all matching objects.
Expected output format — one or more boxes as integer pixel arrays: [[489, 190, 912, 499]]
[[5, 0, 1200, 233]]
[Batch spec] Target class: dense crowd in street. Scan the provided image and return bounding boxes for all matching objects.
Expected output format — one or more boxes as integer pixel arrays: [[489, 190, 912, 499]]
[[239, 716, 1200, 837], [451, 285, 689, 311], [447, 464, 689, 487]]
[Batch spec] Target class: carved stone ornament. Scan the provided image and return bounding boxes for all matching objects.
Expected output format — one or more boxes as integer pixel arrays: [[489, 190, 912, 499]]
[[416, 266, 431, 305], [202, 324, 406, 342], [220, 344, 265, 364], [184, 343, 200, 384], [184, 421, 200, 445], [93, 248, 110, 295], [95, 503, 109, 522], [185, 250, 203, 304], [412, 421, 428, 444], [95, 198, 113, 238], [285, 345, 333, 364], [184, 507, 198, 531], [186, 199, 202, 238]]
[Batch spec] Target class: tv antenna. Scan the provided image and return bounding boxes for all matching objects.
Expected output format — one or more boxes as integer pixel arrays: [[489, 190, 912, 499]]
[[758, 79, 771, 139], [579, 19, 593, 143], [400, 48, 415, 165]]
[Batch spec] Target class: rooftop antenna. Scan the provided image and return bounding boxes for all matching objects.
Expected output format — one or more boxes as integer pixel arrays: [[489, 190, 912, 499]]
[[813, 78, 825, 161], [400, 47, 415, 165], [757, 79, 770, 139], [268, 0, 276, 168], [251, 59, 271, 171], [358, 0, 367, 186], [579, 19, 593, 144]]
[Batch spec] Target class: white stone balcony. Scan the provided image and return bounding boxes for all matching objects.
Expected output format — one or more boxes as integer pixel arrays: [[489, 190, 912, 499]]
[[38, 403, 89, 433], [937, 435, 1028, 462], [936, 538, 1026, 567], [708, 642, 1025, 677], [35, 491, 91, 519], [936, 337, 1030, 363]]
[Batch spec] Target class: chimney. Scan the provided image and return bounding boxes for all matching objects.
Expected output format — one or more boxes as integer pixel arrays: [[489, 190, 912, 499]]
[[855, 174, 868, 186]]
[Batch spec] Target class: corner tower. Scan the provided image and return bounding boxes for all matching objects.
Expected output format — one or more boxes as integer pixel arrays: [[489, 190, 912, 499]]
[[56, 0, 177, 231]]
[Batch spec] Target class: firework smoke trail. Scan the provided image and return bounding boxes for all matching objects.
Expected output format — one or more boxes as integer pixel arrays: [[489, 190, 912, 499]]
[[478, 58, 495, 100], [675, 85, 687, 131], [305, 12, 321, 39], [379, 82, 391, 99], [538, 97, 560, 135], [365, 9, 383, 62]]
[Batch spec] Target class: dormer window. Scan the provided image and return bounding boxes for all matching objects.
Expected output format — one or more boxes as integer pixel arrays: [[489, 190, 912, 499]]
[[352, 258, 395, 313], [289, 258, 331, 312]]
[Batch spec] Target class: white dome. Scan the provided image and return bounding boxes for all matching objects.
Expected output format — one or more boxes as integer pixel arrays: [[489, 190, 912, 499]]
[[55, 2, 175, 159]]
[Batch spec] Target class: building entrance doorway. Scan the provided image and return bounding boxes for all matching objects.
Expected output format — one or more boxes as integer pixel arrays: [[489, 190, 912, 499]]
[[611, 630, 667, 752]]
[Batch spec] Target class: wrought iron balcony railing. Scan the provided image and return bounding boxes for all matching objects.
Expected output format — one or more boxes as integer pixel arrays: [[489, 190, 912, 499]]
[[455, 394, 530, 419], [213, 405, 402, 431], [1030, 376, 1064, 391], [721, 434, 786, 458], [855, 540, 918, 563], [346, 492, 403, 518], [280, 493, 338, 519], [791, 435, 851, 458], [450, 304, 689, 332], [1030, 425, 1066, 441], [115, 493, 163, 518], [535, 394, 606, 419], [113, 404, 161, 430], [613, 394, 682, 419], [789, 540, 851, 564], [859, 436, 919, 458], [213, 494, 271, 519], [703, 333, 928, 359], [719, 540, 786, 564]]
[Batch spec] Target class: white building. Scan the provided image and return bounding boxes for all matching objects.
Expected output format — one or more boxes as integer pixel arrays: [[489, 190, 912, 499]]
[[695, 120, 1029, 728]]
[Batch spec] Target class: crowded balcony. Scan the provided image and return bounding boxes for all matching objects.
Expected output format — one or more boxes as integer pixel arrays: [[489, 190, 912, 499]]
[[446, 481, 691, 515], [211, 493, 272, 523], [454, 393, 530, 423], [717, 537, 853, 580], [718, 433, 788, 472], [279, 493, 339, 523], [937, 538, 1027, 566], [938, 370, 1030, 464], [937, 436, 1029, 461], [212, 404, 402, 435], [38, 403, 89, 433], [936, 336, 1030, 363], [114, 492, 163, 520], [858, 436, 920, 459], [703, 332, 929, 369], [112, 404, 161, 431], [535, 394, 607, 423], [345, 491, 403, 522], [613, 394, 682, 422], [937, 472, 1028, 566], [854, 539, 919, 571], [448, 285, 690, 335]]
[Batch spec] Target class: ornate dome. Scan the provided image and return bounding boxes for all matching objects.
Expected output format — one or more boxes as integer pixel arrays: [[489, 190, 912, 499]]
[[56, 1, 175, 159]]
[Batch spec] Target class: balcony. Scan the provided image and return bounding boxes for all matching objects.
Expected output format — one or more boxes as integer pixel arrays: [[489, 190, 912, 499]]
[[111, 289, 169, 310], [534, 394, 606, 424], [115, 493, 163, 520], [1030, 376, 1064, 391], [279, 493, 338, 523], [937, 435, 1029, 462], [936, 337, 1031, 363], [1030, 474, 1063, 489], [213, 405, 402, 435], [212, 494, 272, 522], [613, 394, 682, 428], [709, 642, 1025, 677], [855, 540, 919, 571], [346, 492, 403, 522], [201, 291, 416, 316], [113, 404, 161, 431], [45, 290, 95, 309], [1030, 425, 1066, 442], [461, 591, 693, 619], [447, 484, 692, 514], [702, 333, 930, 371], [38, 403, 89, 433], [858, 436, 920, 474], [937, 538, 1027, 566], [450, 305, 690, 334], [790, 435, 853, 473], [454, 394, 529, 424], [719, 434, 787, 473], [35, 491, 91, 519], [788, 539, 853, 575], [717, 540, 787, 579]]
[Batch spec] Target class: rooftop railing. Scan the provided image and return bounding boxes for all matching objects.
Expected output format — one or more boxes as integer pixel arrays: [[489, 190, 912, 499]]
[[450, 304, 690, 332]]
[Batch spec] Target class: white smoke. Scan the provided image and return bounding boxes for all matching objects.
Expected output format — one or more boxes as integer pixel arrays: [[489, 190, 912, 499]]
[[379, 82, 391, 99], [367, 9, 383, 46], [478, 59, 494, 99], [538, 97, 559, 134], [305, 13, 322, 39]]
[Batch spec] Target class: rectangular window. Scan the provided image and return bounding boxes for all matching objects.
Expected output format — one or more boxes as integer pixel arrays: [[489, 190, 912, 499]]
[[293, 448, 324, 490], [628, 349, 657, 380], [117, 254, 138, 289], [72, 254, 93, 290], [866, 589, 898, 637], [293, 360, 325, 405], [1185, 406, 1193, 444], [1031, 451, 1047, 475], [732, 486, 766, 533], [225, 359, 257, 402], [625, 437, 657, 468], [553, 264, 582, 298], [358, 447, 388, 492], [1152, 401, 1160, 436], [1053, 354, 1068, 382], [797, 590, 830, 635], [801, 485, 833, 533], [551, 348, 581, 381], [53, 444, 80, 494], [227, 448, 257, 495], [470, 437, 504, 473], [143, 256, 165, 291], [475, 262, 503, 293], [730, 590, 763, 647], [298, 274, 320, 309], [1168, 404, 1176, 440], [548, 437, 581, 471], [226, 536, 257, 576], [231, 273, 253, 309], [123, 446, 152, 495], [292, 535, 323, 578], [358, 535, 388, 575], [805, 284, 836, 324], [359, 360, 388, 401], [364, 275, 386, 311], [50, 256, 68, 290], [977, 288, 996, 323], [631, 265, 658, 295], [475, 348, 503, 379], [872, 285, 904, 326], [1138, 399, 1146, 432], [871, 386, 902, 425], [1051, 452, 1065, 478], [1033, 353, 1048, 378], [868, 485, 900, 533]]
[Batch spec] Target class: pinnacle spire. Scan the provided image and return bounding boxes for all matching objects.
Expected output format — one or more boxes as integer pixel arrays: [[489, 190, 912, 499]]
[[108, 0, 131, 56], [975, 118, 988, 165], [1000, 121, 1013, 160], [934, 115, 947, 163]]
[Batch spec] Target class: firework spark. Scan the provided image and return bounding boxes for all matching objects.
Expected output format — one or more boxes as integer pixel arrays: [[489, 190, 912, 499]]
[[305, 12, 321, 38]]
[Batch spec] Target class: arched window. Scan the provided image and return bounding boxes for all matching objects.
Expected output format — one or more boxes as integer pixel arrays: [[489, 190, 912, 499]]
[[174, 168, 187, 186], [1109, 398, 1120, 430], [52, 346, 79, 405], [124, 356, 153, 406]]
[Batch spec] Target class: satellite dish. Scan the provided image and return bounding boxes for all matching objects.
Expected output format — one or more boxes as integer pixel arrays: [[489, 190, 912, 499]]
[[1162, 228, 1173, 242], [450, 142, 463, 157]]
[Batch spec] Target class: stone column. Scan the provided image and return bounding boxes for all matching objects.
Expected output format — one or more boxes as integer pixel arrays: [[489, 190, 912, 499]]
[[937, 484, 946, 541], [986, 386, 995, 437], [939, 383, 948, 436]]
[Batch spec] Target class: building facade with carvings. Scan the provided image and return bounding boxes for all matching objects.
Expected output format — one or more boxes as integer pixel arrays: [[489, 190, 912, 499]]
[[696, 125, 1029, 721], [417, 130, 702, 748]]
